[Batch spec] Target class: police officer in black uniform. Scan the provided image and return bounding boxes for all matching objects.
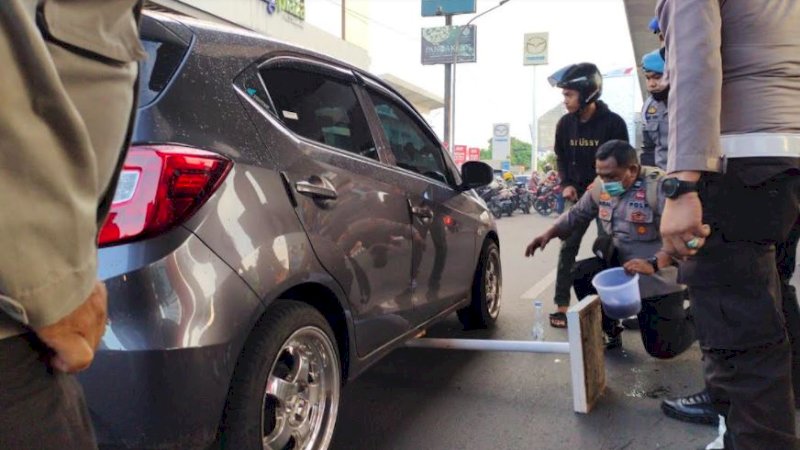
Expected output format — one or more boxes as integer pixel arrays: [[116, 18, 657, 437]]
[[657, 1, 800, 448]]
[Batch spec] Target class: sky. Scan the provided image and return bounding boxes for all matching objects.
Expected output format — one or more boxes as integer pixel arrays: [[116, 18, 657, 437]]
[[305, 0, 646, 150]]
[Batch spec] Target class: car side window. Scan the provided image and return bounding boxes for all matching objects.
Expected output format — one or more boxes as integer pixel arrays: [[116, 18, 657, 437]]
[[259, 66, 378, 161], [366, 89, 452, 185]]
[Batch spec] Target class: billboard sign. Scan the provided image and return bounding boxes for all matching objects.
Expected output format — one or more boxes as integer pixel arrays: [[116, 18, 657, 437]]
[[421, 25, 477, 65], [468, 147, 481, 161], [421, 0, 476, 17]]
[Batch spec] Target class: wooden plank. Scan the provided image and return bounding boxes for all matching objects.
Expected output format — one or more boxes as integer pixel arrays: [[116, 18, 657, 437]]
[[567, 295, 606, 413]]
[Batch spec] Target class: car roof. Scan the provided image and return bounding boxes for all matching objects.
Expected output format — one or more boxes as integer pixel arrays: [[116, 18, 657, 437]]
[[143, 11, 414, 110]]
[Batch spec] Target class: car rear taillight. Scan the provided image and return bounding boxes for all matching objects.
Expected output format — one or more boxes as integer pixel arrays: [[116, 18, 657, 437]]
[[98, 145, 232, 247]]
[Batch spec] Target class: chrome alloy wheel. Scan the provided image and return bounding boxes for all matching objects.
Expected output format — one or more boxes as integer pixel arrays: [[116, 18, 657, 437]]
[[485, 251, 501, 319], [261, 327, 340, 450]]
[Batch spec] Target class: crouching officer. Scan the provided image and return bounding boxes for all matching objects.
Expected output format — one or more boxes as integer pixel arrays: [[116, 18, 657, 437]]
[[525, 140, 694, 355]]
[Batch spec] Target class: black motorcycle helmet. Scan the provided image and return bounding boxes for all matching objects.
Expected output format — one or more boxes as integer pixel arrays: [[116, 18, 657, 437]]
[[548, 62, 603, 107]]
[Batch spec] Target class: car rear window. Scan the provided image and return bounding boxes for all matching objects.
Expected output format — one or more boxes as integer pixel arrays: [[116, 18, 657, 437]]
[[138, 38, 186, 108], [259, 66, 378, 160]]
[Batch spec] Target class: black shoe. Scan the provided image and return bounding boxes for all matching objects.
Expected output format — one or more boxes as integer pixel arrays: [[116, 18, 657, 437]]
[[661, 389, 718, 426], [604, 333, 622, 350]]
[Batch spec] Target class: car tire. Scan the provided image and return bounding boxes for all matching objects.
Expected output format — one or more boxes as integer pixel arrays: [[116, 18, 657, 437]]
[[221, 301, 341, 450], [457, 240, 502, 329]]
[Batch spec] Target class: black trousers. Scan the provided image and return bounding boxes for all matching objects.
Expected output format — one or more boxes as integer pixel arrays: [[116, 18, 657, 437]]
[[572, 256, 696, 358], [682, 163, 800, 450], [0, 333, 97, 450], [778, 217, 800, 404]]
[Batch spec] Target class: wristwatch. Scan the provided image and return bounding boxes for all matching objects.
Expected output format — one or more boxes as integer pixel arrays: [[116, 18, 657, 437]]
[[661, 178, 699, 199], [647, 255, 660, 273]]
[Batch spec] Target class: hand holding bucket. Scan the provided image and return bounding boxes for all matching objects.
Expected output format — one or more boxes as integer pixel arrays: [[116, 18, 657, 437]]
[[591, 267, 641, 319]]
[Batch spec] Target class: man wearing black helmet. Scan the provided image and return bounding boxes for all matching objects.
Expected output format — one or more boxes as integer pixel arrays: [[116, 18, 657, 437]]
[[546, 62, 629, 331]]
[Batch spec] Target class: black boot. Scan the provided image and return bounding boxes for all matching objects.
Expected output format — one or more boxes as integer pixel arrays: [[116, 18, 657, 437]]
[[661, 389, 718, 425], [604, 324, 623, 350]]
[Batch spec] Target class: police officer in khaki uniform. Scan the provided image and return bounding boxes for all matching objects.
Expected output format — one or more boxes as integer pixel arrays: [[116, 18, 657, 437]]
[[0, 0, 144, 447], [526, 140, 696, 355], [657, 1, 800, 448]]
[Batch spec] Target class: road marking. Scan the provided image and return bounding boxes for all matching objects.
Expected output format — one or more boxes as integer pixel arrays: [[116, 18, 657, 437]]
[[520, 268, 558, 300]]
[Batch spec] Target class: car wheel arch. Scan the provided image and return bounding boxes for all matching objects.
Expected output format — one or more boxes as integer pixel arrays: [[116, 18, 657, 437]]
[[274, 282, 352, 381]]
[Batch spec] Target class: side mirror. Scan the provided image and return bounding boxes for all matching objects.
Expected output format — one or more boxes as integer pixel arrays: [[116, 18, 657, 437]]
[[459, 161, 494, 190]]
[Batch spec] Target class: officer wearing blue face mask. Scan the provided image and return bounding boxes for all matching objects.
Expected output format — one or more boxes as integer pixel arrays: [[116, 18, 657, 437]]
[[525, 140, 695, 353]]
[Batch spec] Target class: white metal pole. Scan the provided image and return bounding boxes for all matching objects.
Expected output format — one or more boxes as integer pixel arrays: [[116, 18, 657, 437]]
[[406, 337, 570, 354]]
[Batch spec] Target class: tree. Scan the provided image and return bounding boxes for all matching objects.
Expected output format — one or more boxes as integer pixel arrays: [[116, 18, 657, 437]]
[[536, 152, 557, 173], [479, 148, 492, 160], [509, 137, 531, 170]]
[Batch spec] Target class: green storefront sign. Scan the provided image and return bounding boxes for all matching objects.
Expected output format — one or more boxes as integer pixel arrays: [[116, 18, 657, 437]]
[[262, 0, 305, 21]]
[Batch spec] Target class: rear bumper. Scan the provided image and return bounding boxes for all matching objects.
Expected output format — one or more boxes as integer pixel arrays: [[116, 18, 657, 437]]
[[79, 344, 234, 449], [82, 229, 264, 448]]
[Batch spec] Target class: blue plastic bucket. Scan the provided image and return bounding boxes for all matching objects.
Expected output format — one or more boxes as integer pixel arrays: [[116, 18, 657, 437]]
[[591, 267, 641, 319]]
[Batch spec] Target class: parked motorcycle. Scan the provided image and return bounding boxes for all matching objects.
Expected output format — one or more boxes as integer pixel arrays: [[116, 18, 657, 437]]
[[478, 184, 515, 218], [512, 182, 533, 214], [533, 184, 564, 217]]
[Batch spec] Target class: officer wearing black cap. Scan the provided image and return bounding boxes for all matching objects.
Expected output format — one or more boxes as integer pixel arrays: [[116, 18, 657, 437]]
[[545, 62, 630, 328]]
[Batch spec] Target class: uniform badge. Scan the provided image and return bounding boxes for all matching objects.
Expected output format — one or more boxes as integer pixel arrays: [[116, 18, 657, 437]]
[[599, 206, 612, 220], [599, 192, 611, 201], [635, 190, 646, 200], [647, 106, 658, 115], [627, 206, 653, 223], [637, 225, 648, 235], [631, 211, 648, 223]]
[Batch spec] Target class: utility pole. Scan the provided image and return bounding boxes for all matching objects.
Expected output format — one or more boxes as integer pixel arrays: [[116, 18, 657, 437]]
[[341, 0, 346, 40], [531, 66, 538, 172], [443, 14, 453, 151], [448, 0, 512, 155]]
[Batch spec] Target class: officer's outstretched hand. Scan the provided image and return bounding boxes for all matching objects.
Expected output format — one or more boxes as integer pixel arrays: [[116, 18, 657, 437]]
[[525, 230, 556, 257], [623, 259, 654, 276], [660, 189, 711, 258]]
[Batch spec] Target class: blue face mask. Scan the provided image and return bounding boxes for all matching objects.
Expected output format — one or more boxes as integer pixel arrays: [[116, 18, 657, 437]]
[[602, 181, 626, 197]]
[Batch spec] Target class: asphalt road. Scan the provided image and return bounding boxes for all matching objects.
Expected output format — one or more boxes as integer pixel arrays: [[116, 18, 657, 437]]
[[329, 210, 798, 450]]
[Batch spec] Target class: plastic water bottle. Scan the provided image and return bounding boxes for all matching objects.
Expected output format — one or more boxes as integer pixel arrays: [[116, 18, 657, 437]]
[[532, 300, 545, 341]]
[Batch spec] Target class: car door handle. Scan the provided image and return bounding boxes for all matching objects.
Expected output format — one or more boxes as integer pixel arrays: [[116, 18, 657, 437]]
[[295, 179, 338, 200]]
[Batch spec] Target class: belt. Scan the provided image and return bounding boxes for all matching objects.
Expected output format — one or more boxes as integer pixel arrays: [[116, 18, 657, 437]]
[[721, 133, 800, 159]]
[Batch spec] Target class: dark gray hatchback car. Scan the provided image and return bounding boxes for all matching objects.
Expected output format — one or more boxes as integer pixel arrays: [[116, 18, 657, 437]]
[[80, 12, 501, 449]]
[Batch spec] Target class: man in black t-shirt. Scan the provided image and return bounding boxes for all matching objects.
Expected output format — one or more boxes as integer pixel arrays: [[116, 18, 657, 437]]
[[545, 62, 629, 329]]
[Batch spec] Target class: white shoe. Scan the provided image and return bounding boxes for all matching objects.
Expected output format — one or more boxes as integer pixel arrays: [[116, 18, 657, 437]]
[[705, 415, 726, 450]]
